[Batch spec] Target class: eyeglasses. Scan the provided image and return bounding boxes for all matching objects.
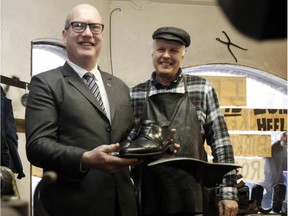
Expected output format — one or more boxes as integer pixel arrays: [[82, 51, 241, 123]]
[[66, 22, 104, 34]]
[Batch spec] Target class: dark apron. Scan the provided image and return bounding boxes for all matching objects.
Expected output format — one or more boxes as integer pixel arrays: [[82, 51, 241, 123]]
[[134, 76, 210, 215]]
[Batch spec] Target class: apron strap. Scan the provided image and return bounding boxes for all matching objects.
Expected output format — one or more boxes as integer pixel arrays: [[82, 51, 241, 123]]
[[140, 74, 188, 124]]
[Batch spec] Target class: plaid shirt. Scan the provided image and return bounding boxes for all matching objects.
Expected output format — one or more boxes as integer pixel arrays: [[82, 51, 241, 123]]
[[130, 71, 238, 201]]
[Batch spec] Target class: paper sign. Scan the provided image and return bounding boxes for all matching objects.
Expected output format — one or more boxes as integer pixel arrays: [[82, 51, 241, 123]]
[[205, 134, 271, 157], [203, 76, 246, 106], [221, 108, 287, 131]]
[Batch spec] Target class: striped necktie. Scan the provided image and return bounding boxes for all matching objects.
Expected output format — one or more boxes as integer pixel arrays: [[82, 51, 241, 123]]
[[83, 72, 106, 114]]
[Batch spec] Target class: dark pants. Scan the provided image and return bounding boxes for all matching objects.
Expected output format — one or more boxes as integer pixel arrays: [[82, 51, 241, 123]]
[[115, 195, 121, 216]]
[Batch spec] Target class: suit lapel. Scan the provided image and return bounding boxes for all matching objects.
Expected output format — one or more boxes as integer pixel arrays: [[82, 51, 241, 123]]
[[62, 63, 107, 115]]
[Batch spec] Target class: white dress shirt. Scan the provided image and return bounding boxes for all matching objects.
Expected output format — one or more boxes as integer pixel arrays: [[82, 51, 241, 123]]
[[67, 60, 111, 122]]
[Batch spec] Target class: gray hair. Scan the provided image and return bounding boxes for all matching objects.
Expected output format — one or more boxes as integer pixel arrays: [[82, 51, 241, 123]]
[[152, 40, 187, 57]]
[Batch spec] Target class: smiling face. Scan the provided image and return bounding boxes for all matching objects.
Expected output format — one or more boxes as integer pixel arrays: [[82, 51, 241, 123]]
[[62, 4, 103, 71], [152, 39, 186, 85]]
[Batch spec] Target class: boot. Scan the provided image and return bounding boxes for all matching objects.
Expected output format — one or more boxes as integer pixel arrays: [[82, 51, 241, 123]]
[[272, 183, 286, 213]]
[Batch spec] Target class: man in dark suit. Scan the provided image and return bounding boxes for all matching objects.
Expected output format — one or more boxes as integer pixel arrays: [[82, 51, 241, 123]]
[[25, 4, 140, 216]]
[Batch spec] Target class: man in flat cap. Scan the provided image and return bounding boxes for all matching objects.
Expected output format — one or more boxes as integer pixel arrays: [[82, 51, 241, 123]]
[[130, 26, 239, 216]]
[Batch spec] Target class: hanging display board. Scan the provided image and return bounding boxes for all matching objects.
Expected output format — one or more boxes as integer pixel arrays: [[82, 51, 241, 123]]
[[202, 76, 246, 106], [230, 134, 271, 157], [221, 108, 287, 131], [235, 158, 264, 183], [205, 134, 271, 157], [250, 109, 287, 131]]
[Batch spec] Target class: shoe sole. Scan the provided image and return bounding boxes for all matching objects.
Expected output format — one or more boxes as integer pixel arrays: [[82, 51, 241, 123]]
[[118, 144, 173, 158]]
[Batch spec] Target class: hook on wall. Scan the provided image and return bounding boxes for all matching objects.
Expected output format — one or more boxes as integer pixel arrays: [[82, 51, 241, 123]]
[[109, 8, 122, 75], [216, 31, 248, 63]]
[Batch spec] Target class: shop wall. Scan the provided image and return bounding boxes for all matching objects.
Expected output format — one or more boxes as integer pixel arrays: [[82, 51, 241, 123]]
[[109, 1, 286, 87]]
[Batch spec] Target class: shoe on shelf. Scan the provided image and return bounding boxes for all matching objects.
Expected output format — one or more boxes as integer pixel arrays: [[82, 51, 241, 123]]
[[272, 183, 286, 213], [251, 184, 264, 208]]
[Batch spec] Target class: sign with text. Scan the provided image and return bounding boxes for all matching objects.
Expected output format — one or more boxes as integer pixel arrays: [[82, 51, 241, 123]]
[[230, 134, 271, 157], [250, 109, 287, 131], [205, 134, 271, 157], [235, 158, 264, 183], [202, 76, 246, 106], [221, 108, 249, 130], [221, 108, 287, 131]]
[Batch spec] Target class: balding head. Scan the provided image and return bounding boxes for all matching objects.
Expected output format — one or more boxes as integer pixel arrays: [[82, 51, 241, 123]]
[[64, 4, 102, 29], [62, 4, 104, 71]]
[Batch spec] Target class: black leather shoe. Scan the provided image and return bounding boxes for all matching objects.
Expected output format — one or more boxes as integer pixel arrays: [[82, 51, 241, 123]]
[[119, 125, 142, 149], [119, 120, 174, 158]]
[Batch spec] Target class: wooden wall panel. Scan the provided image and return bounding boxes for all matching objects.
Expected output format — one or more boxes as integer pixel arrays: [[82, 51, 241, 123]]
[[205, 134, 271, 157], [202, 76, 246, 106], [221, 108, 249, 130], [230, 134, 271, 157], [235, 158, 264, 183], [249, 109, 287, 131], [221, 108, 287, 131]]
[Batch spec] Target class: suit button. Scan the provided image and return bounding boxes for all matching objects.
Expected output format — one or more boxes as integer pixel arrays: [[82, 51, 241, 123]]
[[106, 126, 111, 132]]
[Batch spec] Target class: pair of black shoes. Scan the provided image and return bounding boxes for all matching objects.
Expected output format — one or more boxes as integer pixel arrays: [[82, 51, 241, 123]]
[[119, 120, 174, 158], [238, 183, 287, 214]]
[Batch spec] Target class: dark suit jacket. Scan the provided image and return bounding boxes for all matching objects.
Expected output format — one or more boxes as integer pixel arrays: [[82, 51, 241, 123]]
[[25, 62, 137, 216]]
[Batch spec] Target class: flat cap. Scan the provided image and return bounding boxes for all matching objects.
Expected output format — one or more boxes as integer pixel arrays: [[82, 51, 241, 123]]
[[152, 26, 191, 47]]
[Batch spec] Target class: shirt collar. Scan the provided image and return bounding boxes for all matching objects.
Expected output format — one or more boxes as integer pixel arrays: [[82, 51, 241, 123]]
[[151, 69, 183, 89], [67, 59, 100, 80]]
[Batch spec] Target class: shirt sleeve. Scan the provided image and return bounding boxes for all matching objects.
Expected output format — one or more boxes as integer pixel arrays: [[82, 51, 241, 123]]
[[204, 84, 238, 201]]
